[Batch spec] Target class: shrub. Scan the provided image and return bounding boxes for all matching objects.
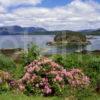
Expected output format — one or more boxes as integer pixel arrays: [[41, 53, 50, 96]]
[[14, 57, 90, 96], [0, 70, 11, 93], [21, 44, 40, 66]]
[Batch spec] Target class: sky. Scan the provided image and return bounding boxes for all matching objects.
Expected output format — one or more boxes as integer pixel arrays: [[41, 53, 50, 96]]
[[0, 0, 100, 31]]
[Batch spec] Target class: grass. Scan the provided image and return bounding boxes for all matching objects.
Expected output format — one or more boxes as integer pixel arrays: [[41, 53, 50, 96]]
[[0, 92, 62, 100], [0, 53, 16, 73], [0, 92, 99, 100]]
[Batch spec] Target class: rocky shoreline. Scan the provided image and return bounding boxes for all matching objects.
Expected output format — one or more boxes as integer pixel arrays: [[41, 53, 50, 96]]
[[0, 48, 23, 62], [0, 48, 22, 56], [46, 41, 90, 46]]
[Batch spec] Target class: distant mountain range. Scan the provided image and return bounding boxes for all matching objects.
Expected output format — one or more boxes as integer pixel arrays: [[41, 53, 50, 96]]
[[80, 29, 100, 35], [0, 26, 47, 35], [0, 26, 100, 35]]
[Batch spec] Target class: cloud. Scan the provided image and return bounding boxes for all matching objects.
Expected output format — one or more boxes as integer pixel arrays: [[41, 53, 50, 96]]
[[0, 0, 43, 7], [0, 4, 6, 13], [0, 0, 100, 30]]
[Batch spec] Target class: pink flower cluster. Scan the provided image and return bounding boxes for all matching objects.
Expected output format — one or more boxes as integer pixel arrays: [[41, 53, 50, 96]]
[[15, 57, 90, 95], [65, 69, 90, 87], [43, 85, 52, 94]]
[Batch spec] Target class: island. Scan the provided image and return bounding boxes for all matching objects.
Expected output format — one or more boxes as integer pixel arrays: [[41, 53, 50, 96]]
[[47, 31, 89, 46]]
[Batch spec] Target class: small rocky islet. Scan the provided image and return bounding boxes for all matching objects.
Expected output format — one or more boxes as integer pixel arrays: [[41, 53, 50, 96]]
[[47, 31, 89, 46]]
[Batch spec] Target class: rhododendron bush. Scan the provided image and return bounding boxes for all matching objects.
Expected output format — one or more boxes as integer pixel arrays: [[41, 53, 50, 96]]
[[0, 70, 11, 93], [13, 57, 90, 96]]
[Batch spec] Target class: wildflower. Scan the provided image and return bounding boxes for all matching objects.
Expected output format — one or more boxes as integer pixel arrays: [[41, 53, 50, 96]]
[[27, 67, 34, 73], [66, 72, 73, 79], [83, 76, 90, 85], [50, 71, 58, 75], [43, 85, 52, 94], [19, 84, 25, 91], [54, 75, 63, 82], [50, 62, 60, 68], [40, 82, 44, 86], [22, 72, 31, 80], [35, 84, 39, 88], [34, 65, 40, 71]]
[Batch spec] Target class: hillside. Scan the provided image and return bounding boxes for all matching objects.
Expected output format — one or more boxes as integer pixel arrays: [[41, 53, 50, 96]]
[[90, 29, 100, 35], [0, 26, 47, 35], [81, 29, 100, 35]]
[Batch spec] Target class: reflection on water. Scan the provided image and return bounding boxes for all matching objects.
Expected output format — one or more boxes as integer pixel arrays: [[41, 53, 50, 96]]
[[0, 35, 100, 54]]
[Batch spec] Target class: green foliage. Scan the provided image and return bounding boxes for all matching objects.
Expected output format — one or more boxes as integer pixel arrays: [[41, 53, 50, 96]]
[[13, 64, 24, 79], [74, 87, 94, 100], [51, 53, 100, 91], [24, 84, 42, 96], [0, 53, 16, 73], [0, 82, 10, 94], [51, 54, 83, 69], [21, 44, 40, 66]]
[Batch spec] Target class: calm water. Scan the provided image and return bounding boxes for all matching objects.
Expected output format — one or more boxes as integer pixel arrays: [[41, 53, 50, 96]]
[[0, 35, 100, 54]]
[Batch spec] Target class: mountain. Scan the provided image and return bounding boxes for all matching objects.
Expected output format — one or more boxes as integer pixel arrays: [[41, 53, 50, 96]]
[[0, 26, 47, 35], [80, 29, 100, 35], [0, 26, 100, 35], [89, 29, 100, 35]]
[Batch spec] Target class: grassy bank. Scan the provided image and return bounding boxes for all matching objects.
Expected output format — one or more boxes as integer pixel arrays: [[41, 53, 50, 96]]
[[0, 93, 99, 100], [0, 92, 62, 100]]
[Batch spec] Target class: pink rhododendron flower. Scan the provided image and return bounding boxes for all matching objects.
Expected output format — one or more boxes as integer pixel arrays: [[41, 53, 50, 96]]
[[50, 62, 60, 68], [50, 71, 58, 75], [19, 84, 25, 91], [27, 67, 34, 73], [66, 72, 73, 79], [54, 75, 63, 82], [34, 65, 40, 71], [43, 85, 52, 94], [83, 76, 90, 85], [22, 72, 31, 80]]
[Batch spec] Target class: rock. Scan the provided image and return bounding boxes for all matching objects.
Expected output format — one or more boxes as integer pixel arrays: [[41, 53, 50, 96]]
[[46, 42, 54, 46]]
